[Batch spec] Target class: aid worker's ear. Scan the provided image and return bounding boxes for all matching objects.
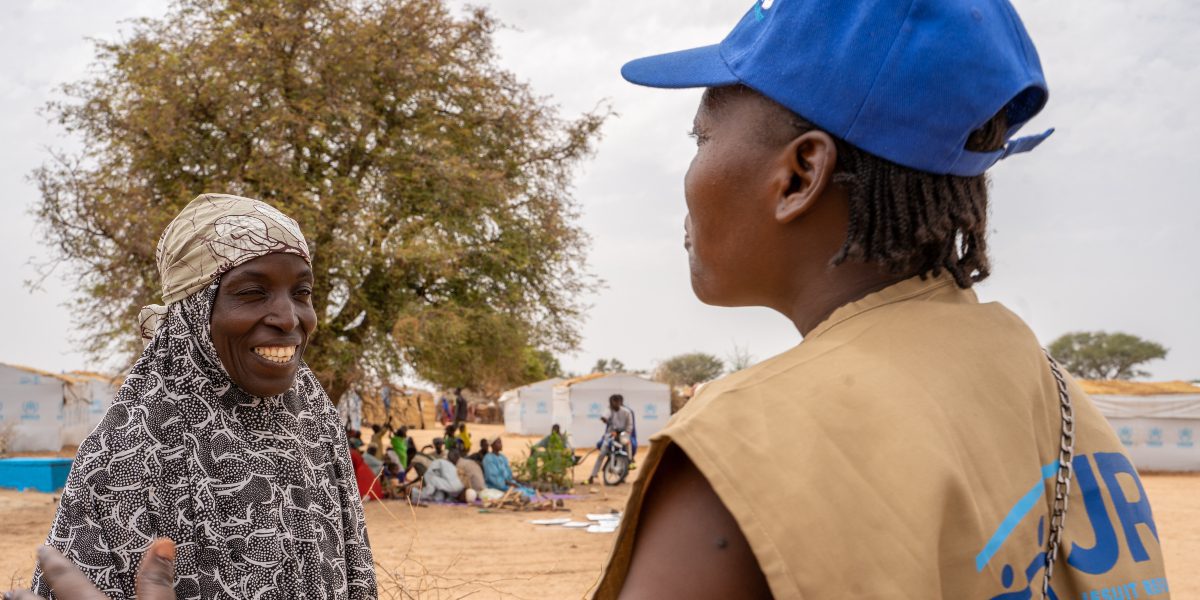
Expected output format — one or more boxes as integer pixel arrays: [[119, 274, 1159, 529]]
[[775, 130, 838, 224]]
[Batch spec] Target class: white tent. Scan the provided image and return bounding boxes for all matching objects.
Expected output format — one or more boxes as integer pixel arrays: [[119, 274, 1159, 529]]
[[499, 377, 563, 436], [1084, 380, 1200, 472], [552, 373, 671, 448], [61, 372, 117, 447], [0, 364, 67, 452], [0, 365, 117, 453]]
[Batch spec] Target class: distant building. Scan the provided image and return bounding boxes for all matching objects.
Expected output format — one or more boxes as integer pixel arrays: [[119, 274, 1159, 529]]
[[0, 364, 116, 452], [1082, 379, 1200, 472]]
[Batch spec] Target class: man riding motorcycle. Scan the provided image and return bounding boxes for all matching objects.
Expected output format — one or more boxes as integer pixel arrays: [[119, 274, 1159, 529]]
[[588, 394, 635, 485]]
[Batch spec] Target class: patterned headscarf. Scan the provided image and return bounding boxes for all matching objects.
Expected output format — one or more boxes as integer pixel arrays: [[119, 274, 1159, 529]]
[[138, 193, 310, 345], [35, 195, 377, 599]]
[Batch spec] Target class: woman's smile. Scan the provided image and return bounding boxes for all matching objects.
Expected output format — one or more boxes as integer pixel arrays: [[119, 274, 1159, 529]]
[[251, 345, 299, 365]]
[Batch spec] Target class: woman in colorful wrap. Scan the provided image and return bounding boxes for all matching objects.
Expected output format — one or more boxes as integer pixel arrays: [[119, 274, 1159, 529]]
[[29, 194, 377, 599]]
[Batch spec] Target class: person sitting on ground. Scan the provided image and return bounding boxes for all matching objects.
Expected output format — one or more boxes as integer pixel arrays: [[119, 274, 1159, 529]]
[[426, 436, 446, 460], [349, 439, 384, 502], [381, 461, 406, 499], [368, 422, 389, 459], [482, 438, 515, 491], [441, 423, 458, 454], [455, 447, 487, 499], [588, 394, 634, 485], [534, 423, 574, 452], [409, 451, 432, 479], [457, 422, 472, 453], [411, 448, 466, 504], [535, 423, 581, 467], [362, 445, 384, 476], [468, 437, 490, 463], [390, 425, 417, 476]]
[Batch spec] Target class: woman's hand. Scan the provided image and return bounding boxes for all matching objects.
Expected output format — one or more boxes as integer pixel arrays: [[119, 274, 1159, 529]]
[[5, 538, 177, 600]]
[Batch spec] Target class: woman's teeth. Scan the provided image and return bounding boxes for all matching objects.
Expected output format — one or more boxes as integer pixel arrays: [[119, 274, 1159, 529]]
[[253, 346, 297, 364]]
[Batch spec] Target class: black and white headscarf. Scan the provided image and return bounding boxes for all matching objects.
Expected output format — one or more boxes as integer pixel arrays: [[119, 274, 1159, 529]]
[[34, 196, 376, 599]]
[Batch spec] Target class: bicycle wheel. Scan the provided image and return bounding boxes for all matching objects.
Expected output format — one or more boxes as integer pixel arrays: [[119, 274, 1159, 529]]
[[603, 453, 629, 486]]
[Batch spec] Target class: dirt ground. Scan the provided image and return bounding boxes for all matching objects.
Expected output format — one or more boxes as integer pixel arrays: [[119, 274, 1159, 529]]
[[1, 424, 1196, 598]]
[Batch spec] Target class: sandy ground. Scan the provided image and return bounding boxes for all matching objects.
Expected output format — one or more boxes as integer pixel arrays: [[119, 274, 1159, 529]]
[[0, 424, 1196, 598]]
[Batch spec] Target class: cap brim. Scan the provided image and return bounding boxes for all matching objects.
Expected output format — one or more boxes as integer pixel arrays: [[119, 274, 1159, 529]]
[[621, 44, 740, 89]]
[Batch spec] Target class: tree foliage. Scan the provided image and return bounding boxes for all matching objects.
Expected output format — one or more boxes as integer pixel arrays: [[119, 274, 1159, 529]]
[[518, 348, 563, 384], [33, 0, 605, 399], [654, 352, 724, 387], [1048, 331, 1168, 380], [515, 434, 575, 492], [591, 357, 625, 374]]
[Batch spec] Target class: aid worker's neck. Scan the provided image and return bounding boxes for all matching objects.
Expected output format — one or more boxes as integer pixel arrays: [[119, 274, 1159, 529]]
[[783, 262, 907, 338]]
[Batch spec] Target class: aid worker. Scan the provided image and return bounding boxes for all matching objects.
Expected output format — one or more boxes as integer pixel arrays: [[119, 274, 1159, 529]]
[[594, 0, 1170, 598]]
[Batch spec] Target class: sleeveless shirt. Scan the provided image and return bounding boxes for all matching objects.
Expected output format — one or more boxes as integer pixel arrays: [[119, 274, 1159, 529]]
[[595, 275, 1169, 599]]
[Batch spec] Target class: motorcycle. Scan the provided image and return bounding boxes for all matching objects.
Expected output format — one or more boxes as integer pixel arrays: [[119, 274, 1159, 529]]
[[597, 430, 632, 485]]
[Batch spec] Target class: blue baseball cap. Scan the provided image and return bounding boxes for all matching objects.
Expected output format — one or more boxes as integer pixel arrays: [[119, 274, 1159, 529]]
[[622, 0, 1054, 177]]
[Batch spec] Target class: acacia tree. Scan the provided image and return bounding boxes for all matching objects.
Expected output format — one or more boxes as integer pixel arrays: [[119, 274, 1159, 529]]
[[33, 0, 604, 399], [1048, 331, 1168, 380], [591, 358, 626, 374], [654, 352, 724, 387]]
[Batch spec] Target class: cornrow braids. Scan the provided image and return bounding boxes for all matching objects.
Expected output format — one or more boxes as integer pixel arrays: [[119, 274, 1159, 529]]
[[721, 85, 1007, 289], [829, 130, 998, 289]]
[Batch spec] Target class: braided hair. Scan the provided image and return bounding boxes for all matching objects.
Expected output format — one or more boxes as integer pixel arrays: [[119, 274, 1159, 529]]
[[828, 115, 1005, 288], [710, 85, 1007, 288]]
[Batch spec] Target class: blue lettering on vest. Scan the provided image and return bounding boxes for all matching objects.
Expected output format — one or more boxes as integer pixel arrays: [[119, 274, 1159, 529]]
[[1095, 452, 1159, 563], [1141, 577, 1168, 595], [1067, 454, 1121, 575]]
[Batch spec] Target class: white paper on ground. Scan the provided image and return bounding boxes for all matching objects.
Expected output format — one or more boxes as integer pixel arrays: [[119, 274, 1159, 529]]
[[529, 518, 571, 525]]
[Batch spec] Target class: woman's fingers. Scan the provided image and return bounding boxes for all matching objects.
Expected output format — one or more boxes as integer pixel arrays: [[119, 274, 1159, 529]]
[[30, 545, 109, 599], [135, 538, 178, 599], [4, 540, 177, 600]]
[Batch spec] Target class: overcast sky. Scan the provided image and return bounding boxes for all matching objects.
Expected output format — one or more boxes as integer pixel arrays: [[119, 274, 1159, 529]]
[[1, 0, 1197, 383]]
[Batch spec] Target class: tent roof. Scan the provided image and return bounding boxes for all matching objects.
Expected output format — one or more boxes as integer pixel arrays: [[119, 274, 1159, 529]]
[[499, 379, 559, 402], [67, 370, 120, 384], [1080, 380, 1200, 396], [558, 372, 667, 390], [559, 372, 610, 388], [503, 377, 564, 396], [0, 362, 83, 384]]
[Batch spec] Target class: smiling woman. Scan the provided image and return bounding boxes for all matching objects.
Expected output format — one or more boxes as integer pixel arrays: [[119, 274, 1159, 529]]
[[26, 194, 376, 599], [210, 254, 317, 397]]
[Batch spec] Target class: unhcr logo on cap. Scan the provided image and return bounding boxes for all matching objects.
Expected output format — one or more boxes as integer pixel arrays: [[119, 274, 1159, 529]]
[[754, 0, 777, 21]]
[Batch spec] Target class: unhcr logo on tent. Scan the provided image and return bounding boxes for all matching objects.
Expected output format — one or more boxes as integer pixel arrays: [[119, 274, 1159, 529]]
[[21, 401, 40, 421], [1118, 426, 1134, 447], [1147, 427, 1164, 447], [536, 401, 549, 415], [1179, 428, 1194, 448], [644, 404, 659, 420], [588, 402, 603, 419]]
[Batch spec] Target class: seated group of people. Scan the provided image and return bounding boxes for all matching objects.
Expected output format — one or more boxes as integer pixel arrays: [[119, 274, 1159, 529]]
[[345, 422, 521, 504]]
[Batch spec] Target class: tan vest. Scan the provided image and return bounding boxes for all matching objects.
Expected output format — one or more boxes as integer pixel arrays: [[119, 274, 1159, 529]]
[[596, 276, 1169, 599]]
